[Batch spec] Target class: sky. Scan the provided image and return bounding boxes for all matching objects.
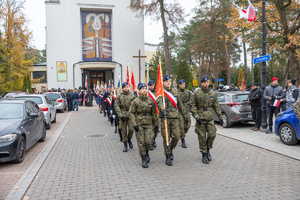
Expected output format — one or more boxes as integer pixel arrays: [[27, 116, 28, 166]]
[[23, 0, 198, 50]]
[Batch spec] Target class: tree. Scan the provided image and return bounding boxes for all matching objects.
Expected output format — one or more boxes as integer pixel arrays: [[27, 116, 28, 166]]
[[149, 49, 166, 85], [237, 68, 243, 87], [176, 59, 192, 89], [131, 0, 184, 76], [187, 82, 193, 91], [0, 0, 34, 93]]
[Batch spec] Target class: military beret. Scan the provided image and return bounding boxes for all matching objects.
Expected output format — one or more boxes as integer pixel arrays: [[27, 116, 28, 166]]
[[178, 79, 185, 85], [163, 75, 171, 81], [148, 80, 155, 85], [122, 82, 129, 88], [291, 79, 296, 85], [200, 76, 209, 83], [138, 83, 147, 90], [252, 82, 260, 86]]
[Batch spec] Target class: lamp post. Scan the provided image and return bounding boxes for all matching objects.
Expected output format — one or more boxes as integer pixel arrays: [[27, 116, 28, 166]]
[[261, 0, 268, 131]]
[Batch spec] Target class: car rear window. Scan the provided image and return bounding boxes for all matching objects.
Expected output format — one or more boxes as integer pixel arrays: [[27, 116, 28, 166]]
[[0, 104, 24, 119], [15, 96, 43, 105], [45, 93, 60, 100], [232, 94, 248, 102]]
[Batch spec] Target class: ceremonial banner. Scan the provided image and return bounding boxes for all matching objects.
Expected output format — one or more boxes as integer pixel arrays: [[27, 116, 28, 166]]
[[57, 61, 67, 82]]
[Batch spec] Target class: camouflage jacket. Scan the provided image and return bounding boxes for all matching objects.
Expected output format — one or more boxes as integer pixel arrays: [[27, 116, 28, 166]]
[[129, 95, 158, 127], [190, 86, 222, 121], [294, 101, 300, 120], [114, 91, 136, 118], [178, 88, 191, 114], [156, 87, 187, 119]]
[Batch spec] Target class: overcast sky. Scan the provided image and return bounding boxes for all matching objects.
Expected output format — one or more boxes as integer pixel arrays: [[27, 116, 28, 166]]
[[23, 0, 198, 50]]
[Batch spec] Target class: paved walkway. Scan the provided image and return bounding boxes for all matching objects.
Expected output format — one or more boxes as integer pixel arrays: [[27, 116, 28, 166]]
[[12, 105, 298, 200]]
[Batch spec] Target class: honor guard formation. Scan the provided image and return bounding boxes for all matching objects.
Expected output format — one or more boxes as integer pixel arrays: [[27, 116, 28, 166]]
[[95, 75, 223, 168]]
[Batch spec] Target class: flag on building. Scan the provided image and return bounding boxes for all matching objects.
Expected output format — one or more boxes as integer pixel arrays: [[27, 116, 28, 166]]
[[131, 69, 137, 91]]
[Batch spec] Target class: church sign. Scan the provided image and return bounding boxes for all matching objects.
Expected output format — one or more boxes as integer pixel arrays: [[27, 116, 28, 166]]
[[81, 12, 112, 62]]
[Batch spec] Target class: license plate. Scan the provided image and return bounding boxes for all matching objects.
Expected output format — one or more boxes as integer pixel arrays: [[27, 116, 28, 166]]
[[247, 115, 252, 118]]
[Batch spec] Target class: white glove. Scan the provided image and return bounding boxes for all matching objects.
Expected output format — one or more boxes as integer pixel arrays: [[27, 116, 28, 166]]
[[105, 110, 107, 113], [112, 115, 115, 119]]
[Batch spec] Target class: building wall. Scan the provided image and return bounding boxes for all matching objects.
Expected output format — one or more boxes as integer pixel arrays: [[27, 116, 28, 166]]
[[45, 0, 145, 89]]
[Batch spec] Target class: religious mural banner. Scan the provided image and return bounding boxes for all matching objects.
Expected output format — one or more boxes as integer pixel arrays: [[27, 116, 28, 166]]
[[57, 61, 67, 82], [81, 12, 112, 62]]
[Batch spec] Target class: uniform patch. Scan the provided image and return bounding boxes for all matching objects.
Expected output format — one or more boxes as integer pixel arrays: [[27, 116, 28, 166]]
[[210, 96, 214, 99]]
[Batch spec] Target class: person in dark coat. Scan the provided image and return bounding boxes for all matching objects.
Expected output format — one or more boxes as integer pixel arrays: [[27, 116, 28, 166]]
[[79, 90, 84, 106], [72, 90, 80, 111], [230, 84, 237, 91], [66, 89, 73, 111], [247, 82, 262, 131], [106, 91, 114, 126]]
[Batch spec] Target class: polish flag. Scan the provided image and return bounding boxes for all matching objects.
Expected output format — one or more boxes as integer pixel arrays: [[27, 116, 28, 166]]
[[131, 70, 137, 91], [273, 100, 280, 107], [126, 64, 130, 87], [234, 0, 256, 22], [85, 75, 88, 89]]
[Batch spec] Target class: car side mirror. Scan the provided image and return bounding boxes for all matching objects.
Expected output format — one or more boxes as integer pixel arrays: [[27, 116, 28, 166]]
[[28, 113, 38, 119]]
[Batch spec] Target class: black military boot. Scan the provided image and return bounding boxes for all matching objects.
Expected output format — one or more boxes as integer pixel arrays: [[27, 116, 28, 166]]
[[114, 128, 117, 133], [165, 154, 172, 166], [128, 139, 133, 148], [170, 150, 174, 160], [202, 153, 209, 164], [119, 130, 123, 142], [181, 138, 187, 148], [153, 139, 157, 148], [207, 149, 212, 161], [123, 142, 128, 152], [146, 151, 150, 163], [141, 155, 148, 168], [150, 144, 154, 151]]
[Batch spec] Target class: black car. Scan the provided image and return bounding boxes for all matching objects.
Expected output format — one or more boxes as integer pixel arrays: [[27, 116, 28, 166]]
[[0, 100, 46, 163]]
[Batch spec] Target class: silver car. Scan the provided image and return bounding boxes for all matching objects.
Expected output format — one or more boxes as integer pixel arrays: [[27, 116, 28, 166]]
[[44, 92, 67, 113], [13, 94, 56, 129], [213, 91, 253, 128]]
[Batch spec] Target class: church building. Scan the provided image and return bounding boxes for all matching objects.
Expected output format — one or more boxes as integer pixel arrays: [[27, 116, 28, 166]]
[[45, 0, 145, 89]]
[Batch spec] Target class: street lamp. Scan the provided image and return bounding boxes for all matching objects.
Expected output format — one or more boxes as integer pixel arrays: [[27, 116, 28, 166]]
[[261, 0, 268, 132]]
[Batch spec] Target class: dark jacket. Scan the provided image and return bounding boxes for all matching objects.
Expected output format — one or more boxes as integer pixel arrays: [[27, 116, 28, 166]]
[[72, 92, 79, 100], [66, 92, 72, 100], [263, 84, 285, 105], [248, 88, 262, 107]]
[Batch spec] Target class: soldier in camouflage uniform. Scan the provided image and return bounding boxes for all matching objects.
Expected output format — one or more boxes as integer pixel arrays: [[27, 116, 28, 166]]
[[294, 101, 300, 120], [178, 79, 191, 148], [129, 83, 158, 168], [156, 75, 189, 166], [190, 76, 224, 164], [115, 82, 136, 152], [148, 80, 159, 150]]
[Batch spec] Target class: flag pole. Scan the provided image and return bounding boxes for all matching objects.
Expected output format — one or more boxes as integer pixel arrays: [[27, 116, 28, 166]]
[[147, 64, 149, 97]]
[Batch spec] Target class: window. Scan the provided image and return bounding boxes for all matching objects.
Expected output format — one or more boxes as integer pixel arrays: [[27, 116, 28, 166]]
[[15, 96, 43, 105], [45, 96, 52, 105], [30, 102, 39, 113], [0, 104, 24, 119], [232, 94, 248, 102], [33, 71, 47, 83], [217, 93, 225, 102], [25, 102, 34, 116]]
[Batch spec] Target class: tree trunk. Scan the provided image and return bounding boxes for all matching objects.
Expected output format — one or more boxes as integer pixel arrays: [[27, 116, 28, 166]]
[[159, 0, 171, 76], [251, 51, 254, 84], [242, 31, 248, 86], [224, 40, 231, 85]]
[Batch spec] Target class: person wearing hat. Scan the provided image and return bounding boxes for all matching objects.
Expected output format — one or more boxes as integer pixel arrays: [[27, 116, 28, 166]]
[[263, 77, 285, 133], [190, 76, 223, 164], [177, 79, 191, 148], [156, 75, 188, 166], [218, 84, 225, 92], [247, 82, 262, 131], [148, 80, 159, 150], [129, 83, 158, 168], [283, 79, 299, 111], [230, 84, 237, 91], [115, 82, 136, 152]]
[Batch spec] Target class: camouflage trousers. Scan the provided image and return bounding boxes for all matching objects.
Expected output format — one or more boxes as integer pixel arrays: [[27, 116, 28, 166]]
[[160, 118, 180, 155], [179, 113, 191, 139], [120, 117, 134, 143], [135, 125, 154, 156], [152, 117, 160, 139], [195, 120, 217, 153]]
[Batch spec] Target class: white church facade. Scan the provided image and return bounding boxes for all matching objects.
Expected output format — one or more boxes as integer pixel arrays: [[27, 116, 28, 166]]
[[45, 0, 145, 89]]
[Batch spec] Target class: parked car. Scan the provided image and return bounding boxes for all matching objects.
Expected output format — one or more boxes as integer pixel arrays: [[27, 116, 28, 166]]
[[275, 107, 300, 145], [44, 92, 67, 113], [3, 92, 27, 99], [13, 94, 56, 129], [213, 91, 253, 128], [0, 99, 46, 163]]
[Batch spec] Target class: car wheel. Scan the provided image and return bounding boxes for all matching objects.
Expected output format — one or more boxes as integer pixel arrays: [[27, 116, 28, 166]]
[[61, 109, 64, 113], [39, 123, 47, 142], [52, 112, 56, 123], [13, 135, 26, 163], [46, 120, 51, 129], [279, 123, 298, 145], [222, 113, 231, 128]]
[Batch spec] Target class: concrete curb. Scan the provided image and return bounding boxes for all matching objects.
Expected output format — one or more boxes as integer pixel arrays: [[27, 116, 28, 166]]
[[5, 112, 73, 200]]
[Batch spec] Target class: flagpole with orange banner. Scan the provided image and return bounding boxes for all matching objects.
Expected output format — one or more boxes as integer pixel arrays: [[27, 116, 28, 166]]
[[131, 67, 137, 91], [156, 58, 169, 146], [147, 64, 149, 97], [126, 63, 130, 87]]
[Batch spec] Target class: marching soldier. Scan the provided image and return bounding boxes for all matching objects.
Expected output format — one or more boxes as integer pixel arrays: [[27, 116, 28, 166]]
[[156, 75, 188, 166], [190, 76, 224, 164], [115, 82, 136, 152], [129, 83, 158, 168], [148, 80, 159, 150], [177, 79, 191, 148]]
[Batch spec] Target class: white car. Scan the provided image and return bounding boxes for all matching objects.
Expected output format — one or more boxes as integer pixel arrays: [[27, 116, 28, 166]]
[[13, 94, 56, 129]]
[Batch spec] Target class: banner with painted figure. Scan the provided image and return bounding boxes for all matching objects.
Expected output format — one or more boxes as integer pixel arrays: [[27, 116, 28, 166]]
[[57, 61, 67, 82], [81, 12, 112, 62]]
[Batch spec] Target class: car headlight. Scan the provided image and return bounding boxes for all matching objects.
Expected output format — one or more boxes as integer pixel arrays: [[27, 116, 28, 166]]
[[276, 112, 283, 118], [0, 134, 17, 143]]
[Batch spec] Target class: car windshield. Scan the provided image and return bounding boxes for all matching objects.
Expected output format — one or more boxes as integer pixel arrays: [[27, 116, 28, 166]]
[[0, 104, 24, 119], [232, 94, 249, 102], [15, 96, 43, 105], [45, 93, 60, 101]]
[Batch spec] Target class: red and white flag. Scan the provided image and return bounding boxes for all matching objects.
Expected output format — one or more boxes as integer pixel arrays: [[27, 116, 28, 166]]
[[85, 75, 88, 89], [273, 100, 280, 107], [149, 90, 159, 115], [164, 90, 178, 111], [233, 0, 256, 22], [107, 98, 112, 106]]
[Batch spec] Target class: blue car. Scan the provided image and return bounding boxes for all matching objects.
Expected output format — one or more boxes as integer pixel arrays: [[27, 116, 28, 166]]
[[275, 107, 300, 145]]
